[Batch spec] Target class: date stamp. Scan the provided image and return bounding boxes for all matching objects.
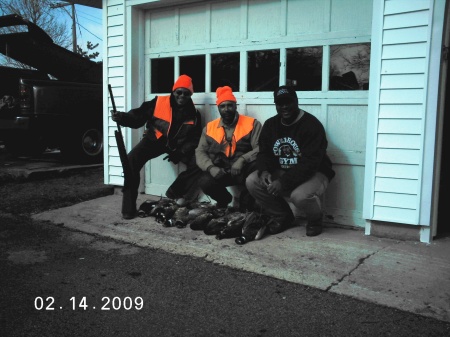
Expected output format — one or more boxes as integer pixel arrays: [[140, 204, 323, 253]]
[[34, 296, 144, 311]]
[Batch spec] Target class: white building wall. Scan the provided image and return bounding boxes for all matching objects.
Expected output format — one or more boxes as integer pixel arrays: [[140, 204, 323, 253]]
[[103, 1, 446, 231], [104, 0, 127, 186], [363, 0, 444, 235]]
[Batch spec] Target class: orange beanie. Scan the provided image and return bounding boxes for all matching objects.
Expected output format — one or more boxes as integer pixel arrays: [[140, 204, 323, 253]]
[[172, 74, 194, 93], [216, 86, 236, 105]]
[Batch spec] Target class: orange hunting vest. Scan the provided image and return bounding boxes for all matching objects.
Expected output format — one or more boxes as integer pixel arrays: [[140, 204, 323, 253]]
[[205, 114, 255, 165], [149, 96, 196, 141]]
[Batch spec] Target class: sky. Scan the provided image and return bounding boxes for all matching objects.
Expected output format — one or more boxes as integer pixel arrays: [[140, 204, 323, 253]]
[[55, 4, 103, 60]]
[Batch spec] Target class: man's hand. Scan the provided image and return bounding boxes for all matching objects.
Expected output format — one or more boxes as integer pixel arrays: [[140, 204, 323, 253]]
[[163, 151, 182, 164], [209, 166, 227, 179], [230, 157, 245, 176], [111, 110, 124, 122], [260, 171, 272, 188], [267, 179, 282, 197]]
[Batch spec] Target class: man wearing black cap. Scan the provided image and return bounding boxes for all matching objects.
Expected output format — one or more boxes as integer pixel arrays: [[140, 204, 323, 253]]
[[246, 86, 335, 237]]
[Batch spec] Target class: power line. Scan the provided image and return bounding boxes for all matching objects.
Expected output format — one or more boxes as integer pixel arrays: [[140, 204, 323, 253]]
[[76, 9, 102, 24], [76, 21, 102, 41], [77, 12, 101, 25]]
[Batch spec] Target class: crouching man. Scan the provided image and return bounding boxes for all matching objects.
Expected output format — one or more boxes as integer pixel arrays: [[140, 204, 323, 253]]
[[195, 86, 262, 209], [246, 86, 335, 237]]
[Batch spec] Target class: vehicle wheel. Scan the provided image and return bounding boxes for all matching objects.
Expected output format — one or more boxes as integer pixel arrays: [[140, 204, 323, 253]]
[[61, 126, 103, 164], [4, 134, 47, 157]]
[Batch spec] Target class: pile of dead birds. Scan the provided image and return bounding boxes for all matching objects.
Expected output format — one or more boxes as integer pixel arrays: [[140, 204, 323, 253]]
[[137, 198, 270, 245]]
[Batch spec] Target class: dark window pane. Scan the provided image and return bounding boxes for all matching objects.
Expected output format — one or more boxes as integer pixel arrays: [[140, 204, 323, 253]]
[[211, 52, 240, 92], [151, 58, 174, 93], [180, 55, 206, 92], [247, 49, 280, 92], [286, 47, 322, 91], [330, 43, 371, 90]]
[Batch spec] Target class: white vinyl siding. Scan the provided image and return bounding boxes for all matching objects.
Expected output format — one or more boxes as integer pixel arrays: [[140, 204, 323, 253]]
[[364, 0, 431, 225], [105, 0, 126, 186]]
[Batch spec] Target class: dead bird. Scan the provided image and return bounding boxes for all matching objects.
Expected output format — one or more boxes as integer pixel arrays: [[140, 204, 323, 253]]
[[204, 214, 229, 235], [235, 212, 269, 245], [189, 212, 216, 230], [216, 212, 248, 240], [176, 206, 212, 228], [137, 198, 163, 218], [155, 203, 179, 223], [164, 206, 189, 227], [149, 198, 177, 218]]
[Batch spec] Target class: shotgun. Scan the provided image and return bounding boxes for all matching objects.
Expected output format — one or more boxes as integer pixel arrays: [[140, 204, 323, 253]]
[[108, 84, 132, 186]]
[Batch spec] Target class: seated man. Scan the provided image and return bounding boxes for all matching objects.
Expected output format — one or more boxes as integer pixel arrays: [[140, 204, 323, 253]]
[[195, 86, 262, 209], [246, 86, 335, 237]]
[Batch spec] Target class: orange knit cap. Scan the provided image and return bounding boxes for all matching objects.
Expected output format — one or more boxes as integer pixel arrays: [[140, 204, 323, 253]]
[[216, 86, 237, 105], [172, 74, 194, 94]]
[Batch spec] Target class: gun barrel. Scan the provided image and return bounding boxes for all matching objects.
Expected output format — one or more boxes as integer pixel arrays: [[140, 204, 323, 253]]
[[108, 84, 117, 113]]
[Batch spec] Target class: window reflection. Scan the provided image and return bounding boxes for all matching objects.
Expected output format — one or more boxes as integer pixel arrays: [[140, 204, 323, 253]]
[[180, 55, 206, 92], [286, 47, 322, 91], [211, 52, 240, 92], [151, 58, 174, 93], [330, 43, 370, 90], [247, 49, 280, 92]]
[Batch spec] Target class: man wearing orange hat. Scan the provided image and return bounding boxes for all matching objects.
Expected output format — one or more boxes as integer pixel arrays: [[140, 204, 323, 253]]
[[195, 86, 262, 209], [111, 75, 202, 219]]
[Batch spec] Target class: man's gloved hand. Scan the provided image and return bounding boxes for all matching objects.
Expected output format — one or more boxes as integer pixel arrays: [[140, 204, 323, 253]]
[[163, 151, 183, 164], [208, 166, 227, 179], [111, 110, 124, 123], [230, 157, 245, 176]]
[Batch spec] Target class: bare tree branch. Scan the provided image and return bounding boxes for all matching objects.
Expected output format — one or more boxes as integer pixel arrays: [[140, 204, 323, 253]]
[[0, 0, 71, 68]]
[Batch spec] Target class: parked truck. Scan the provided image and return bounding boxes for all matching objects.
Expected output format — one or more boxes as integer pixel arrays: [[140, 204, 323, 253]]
[[0, 14, 103, 163]]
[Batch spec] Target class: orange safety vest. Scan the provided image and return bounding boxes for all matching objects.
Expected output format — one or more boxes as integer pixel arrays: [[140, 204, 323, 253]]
[[205, 114, 255, 161], [150, 96, 195, 140]]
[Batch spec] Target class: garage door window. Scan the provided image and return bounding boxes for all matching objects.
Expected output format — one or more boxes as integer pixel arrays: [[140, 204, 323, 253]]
[[211, 52, 240, 92], [151, 57, 174, 93], [180, 55, 206, 92], [150, 43, 369, 94], [286, 46, 322, 91], [330, 43, 371, 90], [247, 49, 280, 92]]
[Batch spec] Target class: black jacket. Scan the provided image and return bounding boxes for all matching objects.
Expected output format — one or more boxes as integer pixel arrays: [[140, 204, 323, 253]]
[[119, 94, 202, 163]]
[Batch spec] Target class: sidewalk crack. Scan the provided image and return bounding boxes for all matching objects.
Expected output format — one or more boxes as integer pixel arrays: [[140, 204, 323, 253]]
[[325, 249, 380, 292]]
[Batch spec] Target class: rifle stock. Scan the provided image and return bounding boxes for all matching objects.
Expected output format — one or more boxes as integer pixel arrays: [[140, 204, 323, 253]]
[[108, 84, 132, 186]]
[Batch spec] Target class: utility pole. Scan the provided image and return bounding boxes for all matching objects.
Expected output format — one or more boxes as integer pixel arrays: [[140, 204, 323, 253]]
[[50, 2, 77, 53]]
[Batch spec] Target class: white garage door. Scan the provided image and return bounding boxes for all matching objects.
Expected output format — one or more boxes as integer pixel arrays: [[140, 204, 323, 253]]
[[143, 0, 373, 228]]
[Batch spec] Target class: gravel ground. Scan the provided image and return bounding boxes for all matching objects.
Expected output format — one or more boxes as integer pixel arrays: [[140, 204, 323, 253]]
[[0, 166, 113, 216]]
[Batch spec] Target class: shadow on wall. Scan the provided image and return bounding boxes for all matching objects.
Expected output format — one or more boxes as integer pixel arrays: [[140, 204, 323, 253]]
[[323, 140, 360, 229]]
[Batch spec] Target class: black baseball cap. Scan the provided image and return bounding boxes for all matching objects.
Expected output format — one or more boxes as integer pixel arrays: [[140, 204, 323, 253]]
[[273, 86, 298, 104]]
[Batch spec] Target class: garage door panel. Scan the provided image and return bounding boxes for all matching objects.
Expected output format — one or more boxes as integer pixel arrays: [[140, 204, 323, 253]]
[[179, 5, 208, 46], [149, 9, 177, 48], [211, 1, 241, 42]]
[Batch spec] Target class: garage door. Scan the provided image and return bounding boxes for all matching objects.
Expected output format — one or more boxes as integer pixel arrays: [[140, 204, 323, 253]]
[[144, 0, 373, 228]]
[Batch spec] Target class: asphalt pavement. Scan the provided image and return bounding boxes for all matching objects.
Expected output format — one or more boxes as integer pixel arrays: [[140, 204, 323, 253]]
[[2, 147, 450, 324]]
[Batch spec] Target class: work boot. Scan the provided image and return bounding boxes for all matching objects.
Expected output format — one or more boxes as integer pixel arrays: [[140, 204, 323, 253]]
[[306, 218, 323, 237], [122, 211, 136, 220], [165, 187, 178, 200], [303, 195, 323, 237]]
